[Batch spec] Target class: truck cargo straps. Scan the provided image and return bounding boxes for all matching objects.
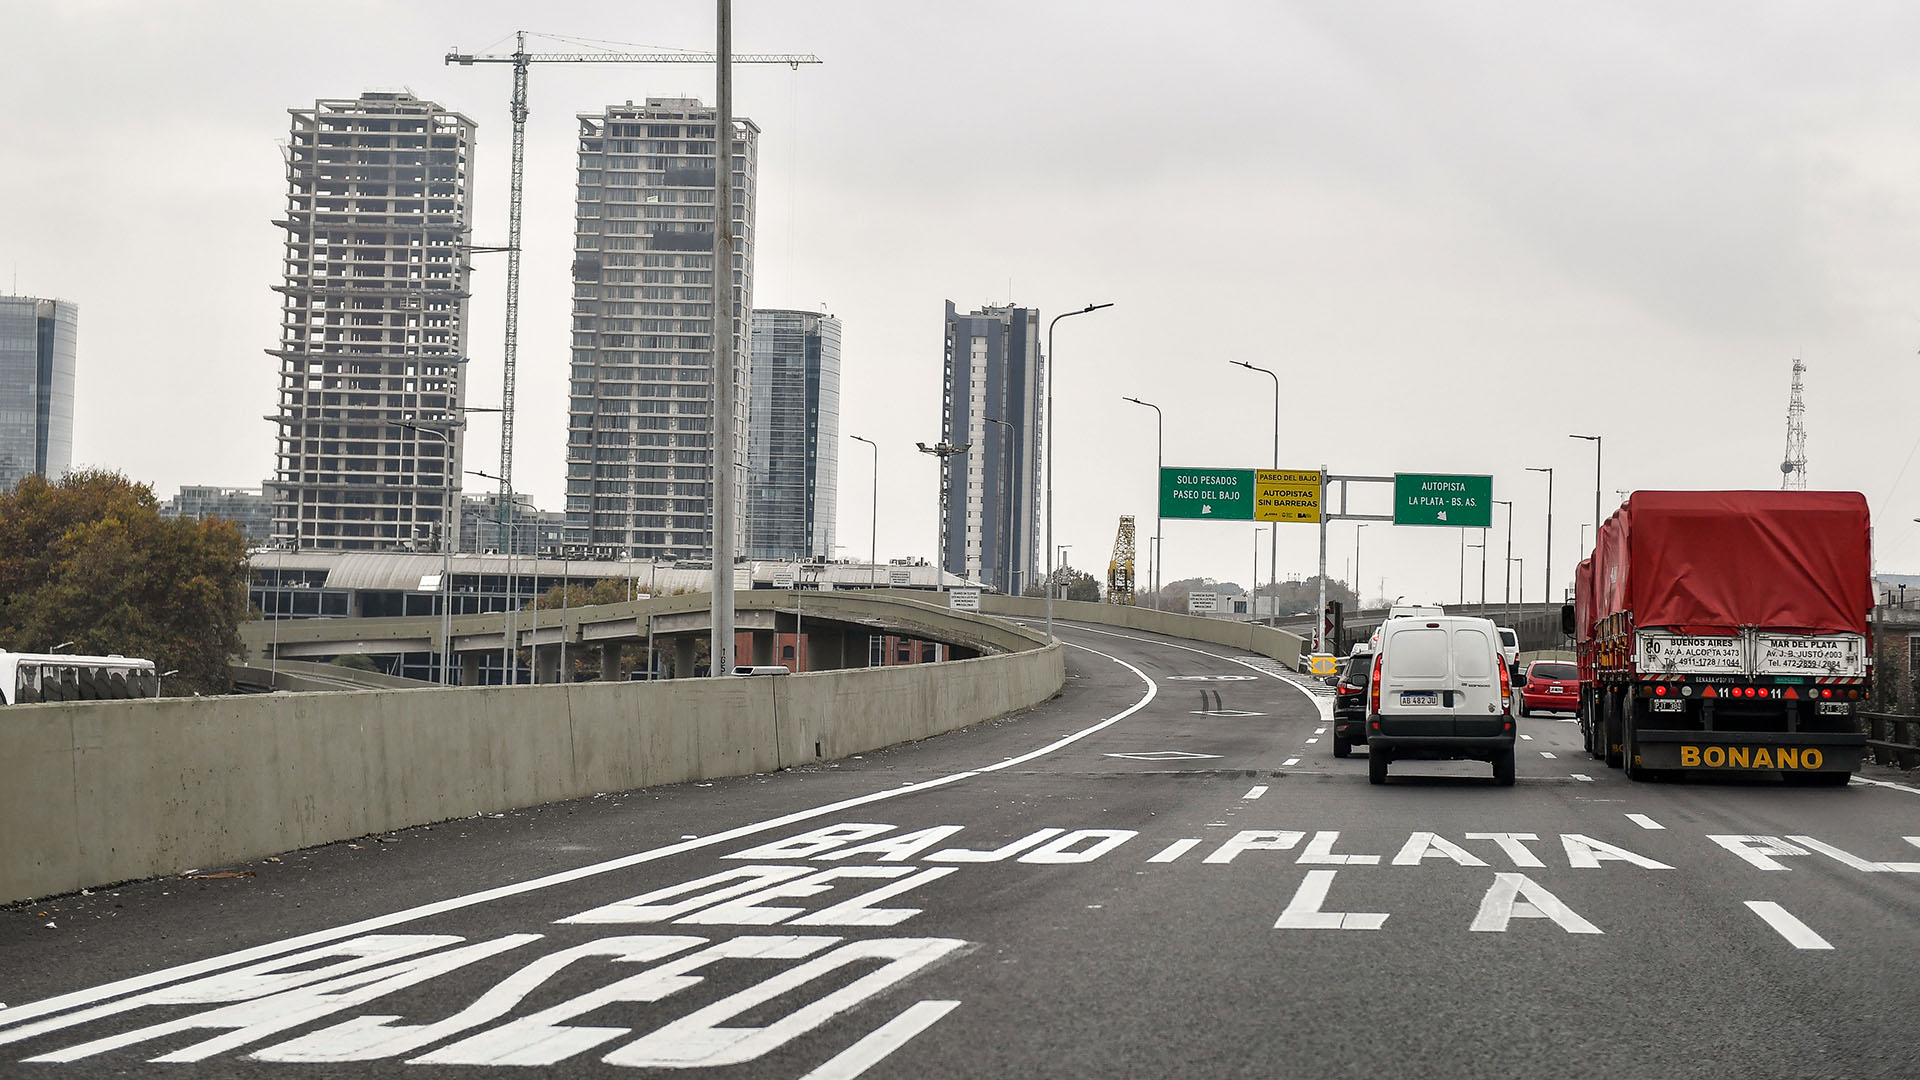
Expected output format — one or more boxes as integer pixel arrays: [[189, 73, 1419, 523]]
[[1632, 728, 1865, 773]]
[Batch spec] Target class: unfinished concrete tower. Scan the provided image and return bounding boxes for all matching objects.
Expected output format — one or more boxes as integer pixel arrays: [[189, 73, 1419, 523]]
[[269, 92, 477, 550]]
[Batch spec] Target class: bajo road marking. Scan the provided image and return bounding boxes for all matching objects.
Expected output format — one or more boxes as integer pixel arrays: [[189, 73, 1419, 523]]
[[0, 638, 1157, 1040]]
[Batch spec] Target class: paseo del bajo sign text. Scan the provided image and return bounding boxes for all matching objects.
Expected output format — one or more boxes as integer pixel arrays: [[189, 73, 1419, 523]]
[[1161, 468, 1321, 523]]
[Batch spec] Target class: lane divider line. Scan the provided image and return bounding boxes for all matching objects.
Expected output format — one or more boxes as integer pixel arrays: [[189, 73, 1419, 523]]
[[1745, 901, 1834, 950], [797, 999, 961, 1080], [1626, 813, 1665, 831], [0, 634, 1158, 1038], [1243, 785, 1268, 800]]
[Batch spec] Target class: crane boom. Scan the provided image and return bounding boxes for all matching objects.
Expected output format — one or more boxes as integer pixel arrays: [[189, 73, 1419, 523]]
[[448, 50, 821, 66]]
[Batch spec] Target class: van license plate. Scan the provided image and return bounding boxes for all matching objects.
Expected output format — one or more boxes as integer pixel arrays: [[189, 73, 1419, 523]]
[[1651, 699, 1684, 713], [1400, 692, 1439, 707]]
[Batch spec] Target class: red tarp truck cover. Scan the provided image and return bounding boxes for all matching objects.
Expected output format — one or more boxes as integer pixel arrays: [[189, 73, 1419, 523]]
[[1593, 490, 1872, 636], [1573, 557, 1595, 643]]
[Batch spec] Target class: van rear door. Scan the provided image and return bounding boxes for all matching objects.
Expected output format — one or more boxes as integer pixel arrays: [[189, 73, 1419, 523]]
[[1379, 624, 1457, 719], [1450, 624, 1506, 738]]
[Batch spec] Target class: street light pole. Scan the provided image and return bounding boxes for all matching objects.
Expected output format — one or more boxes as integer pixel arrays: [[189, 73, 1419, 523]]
[[1045, 303, 1114, 643], [398, 419, 460, 686], [1121, 396, 1163, 610], [1230, 361, 1280, 622], [983, 416, 1016, 596], [1526, 466, 1554, 615], [1354, 524, 1368, 608], [1493, 499, 1514, 624], [849, 435, 878, 589], [916, 440, 970, 593], [1571, 434, 1601, 556]]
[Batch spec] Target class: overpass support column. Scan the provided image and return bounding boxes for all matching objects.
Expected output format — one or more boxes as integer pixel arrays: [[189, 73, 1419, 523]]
[[752, 631, 775, 667], [460, 652, 480, 686], [675, 635, 697, 679], [812, 630, 846, 670], [536, 645, 560, 685], [601, 643, 622, 682]]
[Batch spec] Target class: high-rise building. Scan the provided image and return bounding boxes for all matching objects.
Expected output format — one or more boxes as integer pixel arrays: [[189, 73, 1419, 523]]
[[938, 301, 1043, 594], [565, 98, 758, 559], [747, 309, 840, 560], [0, 295, 76, 494], [267, 92, 477, 551], [161, 485, 277, 547], [459, 493, 567, 555]]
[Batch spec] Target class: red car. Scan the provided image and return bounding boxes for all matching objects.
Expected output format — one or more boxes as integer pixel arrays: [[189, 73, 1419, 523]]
[[1519, 659, 1578, 716]]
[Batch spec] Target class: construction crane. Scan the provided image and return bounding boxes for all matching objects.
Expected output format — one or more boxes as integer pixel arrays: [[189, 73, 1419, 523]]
[[1107, 516, 1137, 605], [1780, 356, 1808, 490], [444, 31, 822, 547]]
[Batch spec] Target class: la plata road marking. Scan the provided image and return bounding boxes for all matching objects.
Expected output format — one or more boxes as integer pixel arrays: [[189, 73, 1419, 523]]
[[1745, 901, 1833, 950]]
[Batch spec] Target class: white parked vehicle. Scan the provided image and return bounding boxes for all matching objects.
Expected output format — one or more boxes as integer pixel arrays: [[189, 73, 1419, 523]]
[[1365, 615, 1522, 786], [1496, 626, 1520, 672]]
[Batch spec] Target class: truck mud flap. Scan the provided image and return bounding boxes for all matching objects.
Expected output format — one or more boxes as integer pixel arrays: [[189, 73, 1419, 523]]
[[1633, 729, 1864, 773]]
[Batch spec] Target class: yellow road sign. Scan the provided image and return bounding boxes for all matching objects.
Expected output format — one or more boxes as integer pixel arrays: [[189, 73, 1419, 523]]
[[1254, 469, 1322, 523]]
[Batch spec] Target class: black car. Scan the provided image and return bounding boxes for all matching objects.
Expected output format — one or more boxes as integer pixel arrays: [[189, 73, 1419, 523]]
[[1332, 650, 1373, 757]]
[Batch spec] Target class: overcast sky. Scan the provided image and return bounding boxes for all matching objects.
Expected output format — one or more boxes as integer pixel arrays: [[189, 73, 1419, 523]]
[[7, 0, 1920, 604]]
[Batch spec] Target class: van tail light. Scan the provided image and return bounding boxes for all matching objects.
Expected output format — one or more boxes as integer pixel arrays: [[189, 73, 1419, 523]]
[[1498, 658, 1512, 707], [1370, 653, 1383, 715]]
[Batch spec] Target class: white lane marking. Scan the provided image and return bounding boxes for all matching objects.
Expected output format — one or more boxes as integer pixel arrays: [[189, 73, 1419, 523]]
[[1147, 839, 1202, 863], [1570, 774, 1594, 782], [1540, 751, 1557, 759], [1054, 623, 1329, 721], [1103, 751, 1221, 761], [1744, 901, 1833, 950], [1626, 814, 1665, 831], [796, 999, 962, 1080], [0, 638, 1159, 1037], [1313, 727, 1326, 735], [1305, 738, 1319, 745], [1243, 785, 1269, 800], [1283, 757, 1301, 767], [1851, 776, 1920, 795], [1519, 733, 1534, 741]]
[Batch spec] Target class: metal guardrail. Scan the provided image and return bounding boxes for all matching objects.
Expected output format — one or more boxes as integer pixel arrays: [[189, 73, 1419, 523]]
[[1861, 712, 1920, 769]]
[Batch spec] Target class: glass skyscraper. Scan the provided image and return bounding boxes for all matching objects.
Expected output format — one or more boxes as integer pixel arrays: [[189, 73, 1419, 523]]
[[940, 301, 1042, 594], [747, 309, 840, 560], [565, 98, 758, 559], [0, 296, 77, 494]]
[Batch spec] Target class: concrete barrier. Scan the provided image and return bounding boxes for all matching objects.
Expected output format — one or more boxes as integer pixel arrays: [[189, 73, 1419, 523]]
[[0, 601, 1061, 904], [961, 593, 1310, 669]]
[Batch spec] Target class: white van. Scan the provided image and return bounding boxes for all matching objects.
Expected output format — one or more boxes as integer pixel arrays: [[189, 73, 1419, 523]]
[[1495, 626, 1520, 672], [1366, 615, 1523, 786]]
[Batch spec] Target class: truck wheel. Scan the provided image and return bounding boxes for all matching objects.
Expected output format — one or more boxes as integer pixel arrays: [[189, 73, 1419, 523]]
[[1369, 751, 1389, 785], [1332, 730, 1351, 758], [1603, 692, 1624, 769], [1583, 697, 1604, 760], [1493, 747, 1516, 786], [1622, 703, 1645, 782]]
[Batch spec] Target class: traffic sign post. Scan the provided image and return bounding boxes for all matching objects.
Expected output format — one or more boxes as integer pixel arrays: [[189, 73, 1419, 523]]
[[1394, 473, 1494, 528]]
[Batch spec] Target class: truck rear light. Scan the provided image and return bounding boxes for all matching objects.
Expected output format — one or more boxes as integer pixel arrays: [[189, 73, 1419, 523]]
[[1820, 688, 1832, 699], [1654, 684, 1668, 696]]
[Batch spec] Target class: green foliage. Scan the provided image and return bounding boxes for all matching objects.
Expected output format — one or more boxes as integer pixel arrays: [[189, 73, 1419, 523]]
[[329, 654, 380, 673], [1023, 564, 1101, 602], [0, 470, 250, 695]]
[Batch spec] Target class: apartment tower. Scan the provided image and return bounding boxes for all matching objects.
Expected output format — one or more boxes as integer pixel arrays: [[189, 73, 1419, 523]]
[[746, 309, 841, 560], [0, 295, 77, 494], [565, 98, 758, 558], [939, 301, 1042, 594], [268, 92, 477, 550]]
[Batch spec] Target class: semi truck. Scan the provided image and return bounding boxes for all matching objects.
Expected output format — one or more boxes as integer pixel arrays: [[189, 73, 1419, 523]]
[[1565, 491, 1871, 784]]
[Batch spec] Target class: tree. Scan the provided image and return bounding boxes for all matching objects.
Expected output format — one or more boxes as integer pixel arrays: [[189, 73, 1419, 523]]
[[1023, 564, 1101, 602], [0, 470, 251, 695]]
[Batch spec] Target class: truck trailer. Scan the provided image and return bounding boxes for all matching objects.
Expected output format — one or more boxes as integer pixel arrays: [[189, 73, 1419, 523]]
[[1566, 491, 1871, 784]]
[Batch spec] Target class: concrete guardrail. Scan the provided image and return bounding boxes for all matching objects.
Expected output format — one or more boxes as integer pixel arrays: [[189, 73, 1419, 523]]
[[0, 596, 1060, 904]]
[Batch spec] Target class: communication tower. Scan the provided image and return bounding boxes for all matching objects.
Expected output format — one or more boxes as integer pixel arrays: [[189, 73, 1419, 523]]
[[1780, 357, 1807, 490], [1107, 516, 1137, 605]]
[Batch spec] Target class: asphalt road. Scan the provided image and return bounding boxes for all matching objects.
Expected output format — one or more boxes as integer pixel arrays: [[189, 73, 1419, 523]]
[[3, 621, 1919, 1079]]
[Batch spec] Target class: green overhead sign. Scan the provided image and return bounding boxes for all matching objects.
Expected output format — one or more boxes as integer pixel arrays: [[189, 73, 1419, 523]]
[[1394, 473, 1493, 527], [1161, 468, 1255, 521]]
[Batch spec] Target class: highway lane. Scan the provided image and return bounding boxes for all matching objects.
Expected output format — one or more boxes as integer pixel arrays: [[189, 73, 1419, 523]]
[[3, 622, 1919, 1078]]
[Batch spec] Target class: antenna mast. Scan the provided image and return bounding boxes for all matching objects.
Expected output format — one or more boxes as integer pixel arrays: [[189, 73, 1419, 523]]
[[1780, 357, 1808, 490]]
